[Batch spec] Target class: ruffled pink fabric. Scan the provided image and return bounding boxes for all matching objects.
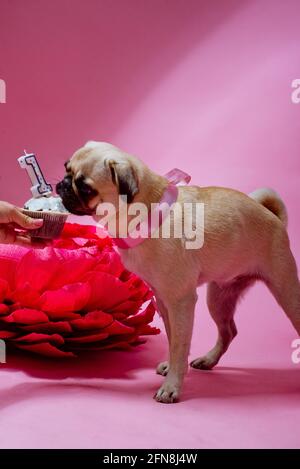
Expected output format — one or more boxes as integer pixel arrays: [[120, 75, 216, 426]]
[[0, 223, 159, 357]]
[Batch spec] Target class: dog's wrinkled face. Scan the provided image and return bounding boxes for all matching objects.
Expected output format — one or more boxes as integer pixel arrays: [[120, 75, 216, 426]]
[[56, 161, 98, 216], [56, 142, 139, 216]]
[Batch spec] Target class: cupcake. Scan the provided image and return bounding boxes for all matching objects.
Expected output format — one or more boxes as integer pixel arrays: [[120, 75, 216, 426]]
[[22, 195, 69, 239], [18, 151, 69, 239]]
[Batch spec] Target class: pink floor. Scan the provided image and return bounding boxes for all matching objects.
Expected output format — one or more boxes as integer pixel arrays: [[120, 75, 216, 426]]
[[1, 0, 300, 449], [0, 280, 299, 449]]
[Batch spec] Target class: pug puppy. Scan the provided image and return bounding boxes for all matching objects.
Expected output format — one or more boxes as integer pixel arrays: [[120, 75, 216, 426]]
[[57, 141, 300, 403]]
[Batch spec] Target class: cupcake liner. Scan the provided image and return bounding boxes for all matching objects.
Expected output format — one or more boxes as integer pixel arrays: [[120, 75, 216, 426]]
[[22, 209, 68, 239]]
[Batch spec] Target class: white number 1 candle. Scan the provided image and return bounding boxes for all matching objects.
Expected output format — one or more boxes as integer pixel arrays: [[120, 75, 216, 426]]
[[18, 151, 53, 198]]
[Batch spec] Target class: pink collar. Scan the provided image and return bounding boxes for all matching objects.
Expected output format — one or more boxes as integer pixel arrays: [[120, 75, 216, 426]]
[[112, 168, 191, 249]]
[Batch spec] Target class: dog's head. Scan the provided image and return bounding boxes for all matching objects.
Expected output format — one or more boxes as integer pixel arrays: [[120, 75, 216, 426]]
[[56, 141, 140, 216]]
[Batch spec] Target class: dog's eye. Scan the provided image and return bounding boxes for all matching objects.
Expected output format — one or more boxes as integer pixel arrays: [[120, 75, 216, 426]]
[[75, 176, 97, 198]]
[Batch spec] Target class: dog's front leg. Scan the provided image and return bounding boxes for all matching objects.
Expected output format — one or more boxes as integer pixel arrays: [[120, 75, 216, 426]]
[[155, 297, 171, 376], [154, 291, 197, 403]]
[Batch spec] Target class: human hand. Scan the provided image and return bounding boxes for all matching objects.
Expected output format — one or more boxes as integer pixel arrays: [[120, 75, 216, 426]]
[[0, 201, 45, 247]]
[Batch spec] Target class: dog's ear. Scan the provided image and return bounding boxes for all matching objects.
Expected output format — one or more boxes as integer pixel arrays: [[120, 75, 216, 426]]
[[107, 160, 139, 203]]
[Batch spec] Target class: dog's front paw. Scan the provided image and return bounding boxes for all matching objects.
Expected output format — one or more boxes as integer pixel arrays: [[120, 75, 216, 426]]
[[156, 361, 169, 376], [154, 382, 180, 404]]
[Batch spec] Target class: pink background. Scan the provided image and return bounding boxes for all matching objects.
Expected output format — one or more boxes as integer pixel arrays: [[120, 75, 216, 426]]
[[0, 0, 300, 448]]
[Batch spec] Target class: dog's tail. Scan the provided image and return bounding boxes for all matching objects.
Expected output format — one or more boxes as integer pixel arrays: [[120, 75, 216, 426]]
[[249, 188, 288, 228]]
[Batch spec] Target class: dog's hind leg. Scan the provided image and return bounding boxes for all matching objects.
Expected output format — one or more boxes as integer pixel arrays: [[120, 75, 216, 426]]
[[191, 276, 256, 370], [264, 246, 300, 336]]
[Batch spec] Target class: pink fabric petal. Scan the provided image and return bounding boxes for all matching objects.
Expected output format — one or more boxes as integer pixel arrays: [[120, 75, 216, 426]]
[[15, 248, 61, 292], [94, 251, 124, 277], [53, 238, 79, 249], [20, 321, 73, 334], [59, 223, 98, 240], [76, 339, 135, 350], [124, 301, 156, 326], [15, 342, 75, 358], [49, 252, 97, 289], [102, 321, 135, 335], [131, 338, 147, 346], [112, 313, 127, 320], [84, 272, 131, 310], [0, 330, 18, 339], [143, 289, 155, 301], [71, 310, 113, 330], [1, 308, 49, 325], [65, 332, 109, 344], [109, 300, 142, 316], [0, 279, 10, 303], [14, 333, 65, 345], [11, 283, 41, 309], [0, 247, 21, 287], [0, 304, 9, 316], [0, 223, 159, 357], [125, 276, 151, 301], [46, 311, 82, 321], [39, 282, 91, 313], [135, 324, 160, 336]]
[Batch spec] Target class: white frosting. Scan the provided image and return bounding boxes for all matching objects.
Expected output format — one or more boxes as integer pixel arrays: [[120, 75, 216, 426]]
[[24, 196, 69, 213]]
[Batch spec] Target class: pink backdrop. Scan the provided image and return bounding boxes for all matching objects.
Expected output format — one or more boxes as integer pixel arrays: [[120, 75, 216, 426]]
[[0, 0, 300, 449]]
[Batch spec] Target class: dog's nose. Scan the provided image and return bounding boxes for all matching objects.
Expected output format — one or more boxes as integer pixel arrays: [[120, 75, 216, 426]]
[[55, 176, 88, 215], [56, 176, 72, 195]]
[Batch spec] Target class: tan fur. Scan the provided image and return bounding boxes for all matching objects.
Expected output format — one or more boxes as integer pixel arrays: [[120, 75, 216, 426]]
[[67, 142, 300, 403], [249, 188, 288, 228]]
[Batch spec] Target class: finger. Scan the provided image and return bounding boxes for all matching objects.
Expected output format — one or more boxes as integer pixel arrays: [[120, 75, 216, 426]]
[[8, 222, 28, 230], [10, 208, 43, 230]]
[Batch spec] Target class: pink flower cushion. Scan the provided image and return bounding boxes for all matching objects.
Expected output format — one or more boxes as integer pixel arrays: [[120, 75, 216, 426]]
[[0, 223, 159, 358]]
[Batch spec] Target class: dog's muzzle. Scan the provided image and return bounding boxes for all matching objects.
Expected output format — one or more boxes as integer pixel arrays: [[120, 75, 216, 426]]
[[56, 177, 95, 216]]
